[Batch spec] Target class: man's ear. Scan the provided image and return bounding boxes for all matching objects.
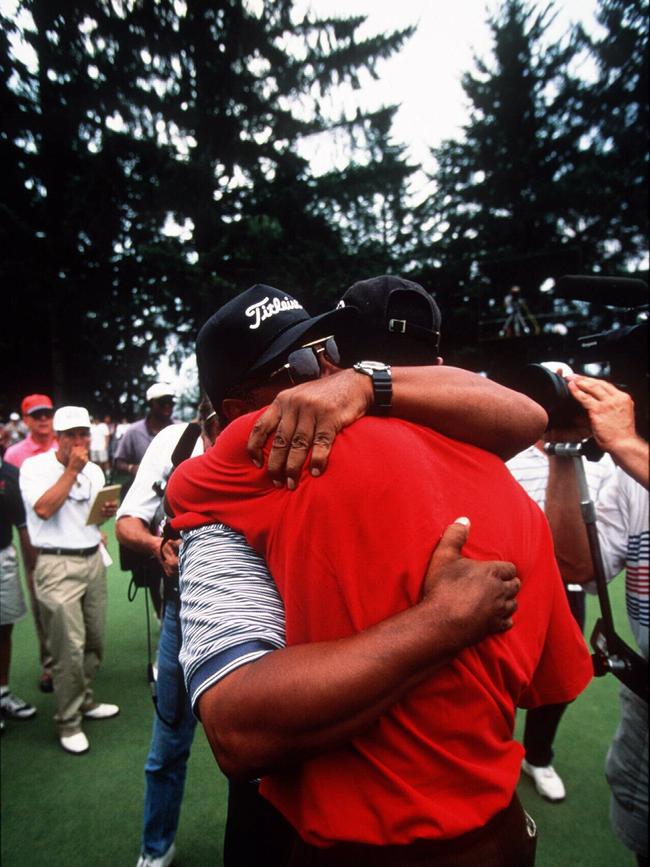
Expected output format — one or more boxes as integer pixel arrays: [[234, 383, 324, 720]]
[[221, 398, 250, 423]]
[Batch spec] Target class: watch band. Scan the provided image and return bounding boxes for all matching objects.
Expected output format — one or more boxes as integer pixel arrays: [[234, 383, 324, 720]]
[[353, 361, 392, 416]]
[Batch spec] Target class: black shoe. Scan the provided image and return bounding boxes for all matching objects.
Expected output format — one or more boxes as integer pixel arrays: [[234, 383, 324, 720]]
[[39, 672, 54, 693]]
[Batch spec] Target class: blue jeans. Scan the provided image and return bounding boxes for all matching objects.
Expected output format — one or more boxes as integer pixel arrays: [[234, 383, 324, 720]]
[[142, 600, 197, 858]]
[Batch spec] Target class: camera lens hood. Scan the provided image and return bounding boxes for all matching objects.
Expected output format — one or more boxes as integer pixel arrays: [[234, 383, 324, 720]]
[[509, 363, 579, 429]]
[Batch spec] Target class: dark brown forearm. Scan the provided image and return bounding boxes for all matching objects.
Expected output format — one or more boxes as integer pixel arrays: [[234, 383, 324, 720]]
[[199, 595, 464, 781], [391, 366, 548, 460]]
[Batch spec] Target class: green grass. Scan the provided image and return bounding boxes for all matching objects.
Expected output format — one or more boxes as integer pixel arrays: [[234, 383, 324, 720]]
[[1, 522, 636, 866]]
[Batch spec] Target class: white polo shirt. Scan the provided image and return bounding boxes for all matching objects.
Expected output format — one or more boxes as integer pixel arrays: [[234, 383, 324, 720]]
[[20, 451, 105, 549]]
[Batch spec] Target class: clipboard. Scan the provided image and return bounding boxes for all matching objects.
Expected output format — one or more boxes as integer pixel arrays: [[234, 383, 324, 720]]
[[86, 485, 121, 525]]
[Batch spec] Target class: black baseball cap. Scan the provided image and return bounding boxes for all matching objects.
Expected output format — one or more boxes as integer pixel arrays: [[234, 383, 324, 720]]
[[336, 275, 442, 365], [197, 284, 355, 410]]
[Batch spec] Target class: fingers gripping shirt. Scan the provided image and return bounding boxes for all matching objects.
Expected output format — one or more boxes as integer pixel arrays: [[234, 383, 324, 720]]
[[178, 522, 286, 713]]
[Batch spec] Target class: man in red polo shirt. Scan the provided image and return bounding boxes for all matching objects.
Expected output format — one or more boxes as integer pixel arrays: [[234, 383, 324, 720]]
[[167, 282, 592, 865], [170, 410, 592, 864], [4, 394, 58, 469], [4, 394, 58, 691]]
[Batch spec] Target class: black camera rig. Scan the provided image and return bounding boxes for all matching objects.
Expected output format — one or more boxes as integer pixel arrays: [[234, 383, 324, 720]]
[[543, 438, 648, 702], [491, 275, 648, 700], [484, 274, 647, 391]]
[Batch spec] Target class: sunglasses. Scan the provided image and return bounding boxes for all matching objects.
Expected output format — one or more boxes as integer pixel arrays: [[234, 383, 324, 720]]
[[29, 410, 54, 420], [269, 336, 340, 386]]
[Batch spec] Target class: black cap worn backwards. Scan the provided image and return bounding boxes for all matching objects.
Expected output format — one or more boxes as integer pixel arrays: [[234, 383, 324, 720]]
[[336, 275, 442, 365], [196, 284, 355, 410]]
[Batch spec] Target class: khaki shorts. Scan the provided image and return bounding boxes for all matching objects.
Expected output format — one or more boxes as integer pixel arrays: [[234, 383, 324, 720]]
[[0, 544, 27, 625]]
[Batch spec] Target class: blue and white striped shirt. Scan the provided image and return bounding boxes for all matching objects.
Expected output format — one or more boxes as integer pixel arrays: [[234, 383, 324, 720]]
[[596, 468, 649, 660], [178, 522, 286, 713]]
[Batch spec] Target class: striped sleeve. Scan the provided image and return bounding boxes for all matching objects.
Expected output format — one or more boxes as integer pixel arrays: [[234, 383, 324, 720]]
[[178, 522, 287, 713], [625, 531, 649, 634], [596, 469, 649, 660]]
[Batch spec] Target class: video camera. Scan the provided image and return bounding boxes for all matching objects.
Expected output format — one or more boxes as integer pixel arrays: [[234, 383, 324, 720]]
[[491, 274, 648, 430], [491, 275, 648, 700]]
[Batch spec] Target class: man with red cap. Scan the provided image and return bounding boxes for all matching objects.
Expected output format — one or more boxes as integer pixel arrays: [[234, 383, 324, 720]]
[[4, 395, 58, 470], [3, 394, 58, 691]]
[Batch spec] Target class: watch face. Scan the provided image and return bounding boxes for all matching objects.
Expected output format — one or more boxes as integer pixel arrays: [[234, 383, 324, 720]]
[[357, 361, 389, 372]]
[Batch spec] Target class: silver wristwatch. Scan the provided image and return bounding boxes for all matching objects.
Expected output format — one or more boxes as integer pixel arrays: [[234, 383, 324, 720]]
[[353, 361, 392, 416]]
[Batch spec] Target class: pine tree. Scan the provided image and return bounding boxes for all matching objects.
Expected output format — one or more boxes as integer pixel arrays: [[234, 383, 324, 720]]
[[313, 106, 419, 283], [577, 0, 649, 268], [422, 1, 586, 301], [1, 0, 413, 412], [414, 0, 650, 369], [160, 2, 414, 313]]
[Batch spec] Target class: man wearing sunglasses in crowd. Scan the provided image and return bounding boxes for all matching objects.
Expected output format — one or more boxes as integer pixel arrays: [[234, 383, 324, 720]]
[[3, 394, 58, 470], [4, 394, 59, 693], [165, 279, 589, 865]]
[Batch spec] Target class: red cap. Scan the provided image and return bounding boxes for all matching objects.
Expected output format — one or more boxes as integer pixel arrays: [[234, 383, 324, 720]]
[[21, 394, 54, 416]]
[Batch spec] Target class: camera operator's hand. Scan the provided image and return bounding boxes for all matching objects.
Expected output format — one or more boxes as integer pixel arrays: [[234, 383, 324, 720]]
[[422, 518, 520, 648], [568, 376, 634, 451], [567, 376, 649, 488]]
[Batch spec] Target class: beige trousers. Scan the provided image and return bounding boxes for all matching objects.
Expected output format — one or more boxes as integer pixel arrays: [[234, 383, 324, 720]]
[[33, 550, 107, 736], [25, 564, 52, 669]]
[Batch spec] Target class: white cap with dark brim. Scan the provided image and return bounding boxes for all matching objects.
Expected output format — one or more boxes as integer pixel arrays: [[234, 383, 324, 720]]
[[146, 383, 176, 402], [53, 406, 92, 432]]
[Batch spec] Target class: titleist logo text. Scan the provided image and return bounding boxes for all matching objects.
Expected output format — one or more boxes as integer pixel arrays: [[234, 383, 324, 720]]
[[245, 296, 303, 330]]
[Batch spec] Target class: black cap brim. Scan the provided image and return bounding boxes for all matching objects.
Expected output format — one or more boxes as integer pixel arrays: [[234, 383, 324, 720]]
[[247, 305, 358, 377]]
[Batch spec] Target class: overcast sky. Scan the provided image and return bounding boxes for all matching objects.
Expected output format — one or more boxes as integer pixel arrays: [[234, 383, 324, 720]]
[[295, 0, 603, 178], [5, 0, 602, 180]]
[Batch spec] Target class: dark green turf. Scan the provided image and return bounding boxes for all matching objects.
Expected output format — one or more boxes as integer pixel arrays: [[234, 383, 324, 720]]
[[1, 522, 636, 866], [515, 583, 635, 867], [1, 525, 226, 866]]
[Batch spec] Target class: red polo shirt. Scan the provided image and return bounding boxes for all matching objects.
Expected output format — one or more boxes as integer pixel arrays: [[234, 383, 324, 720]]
[[169, 413, 592, 846]]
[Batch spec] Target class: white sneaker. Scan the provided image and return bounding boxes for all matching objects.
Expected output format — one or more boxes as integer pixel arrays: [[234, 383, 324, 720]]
[[60, 731, 90, 755], [135, 843, 176, 867], [82, 702, 120, 720], [521, 758, 566, 801], [0, 691, 37, 720]]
